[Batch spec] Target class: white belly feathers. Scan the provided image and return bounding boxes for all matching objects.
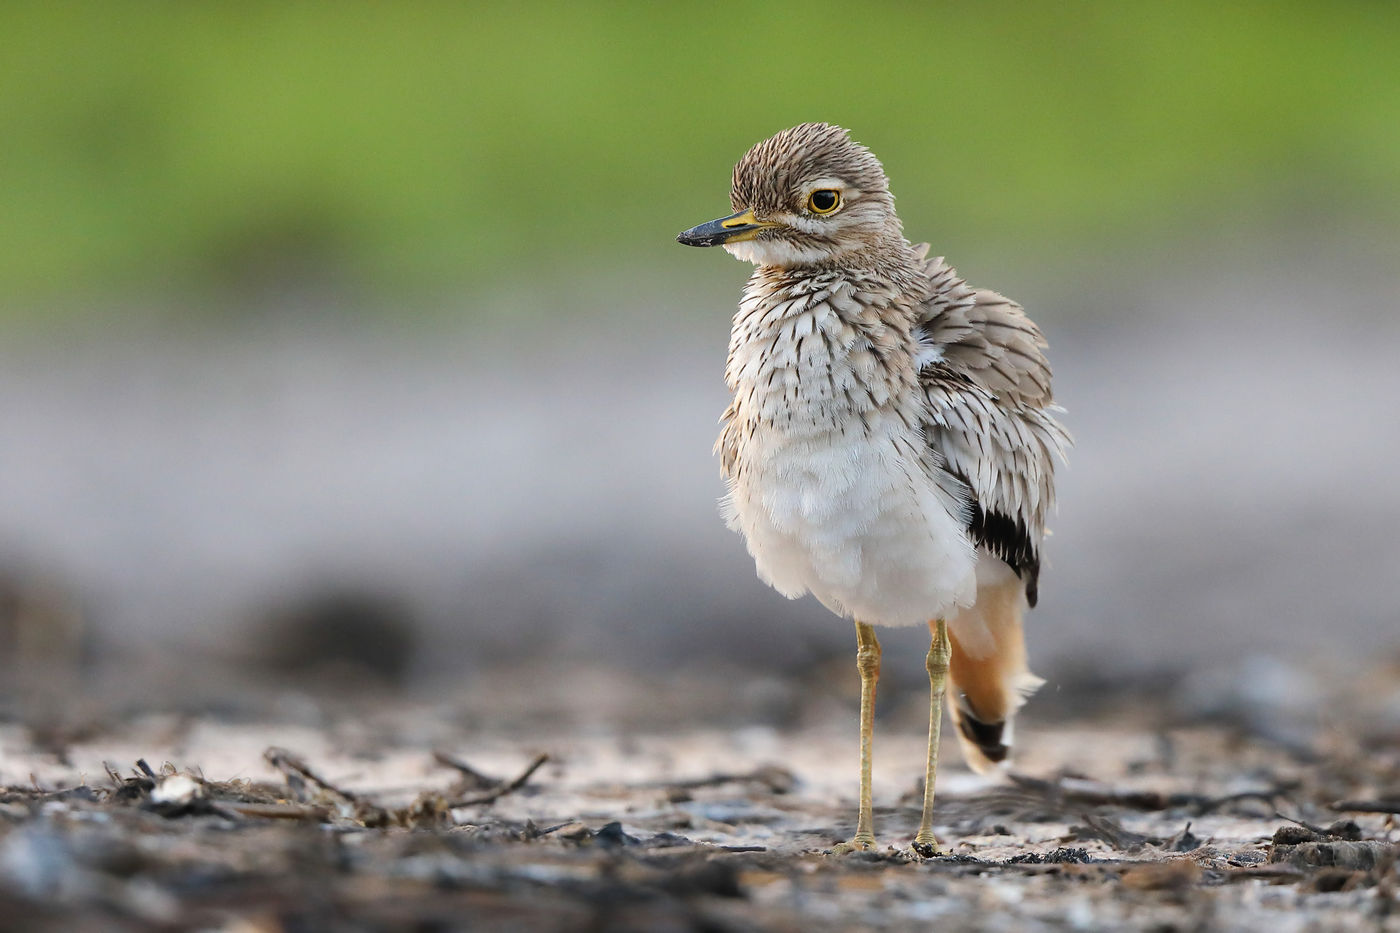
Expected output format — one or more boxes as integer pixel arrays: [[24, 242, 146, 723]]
[[719, 272, 977, 627]]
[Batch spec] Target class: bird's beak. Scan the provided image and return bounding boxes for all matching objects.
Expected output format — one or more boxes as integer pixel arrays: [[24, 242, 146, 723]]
[[676, 208, 776, 247]]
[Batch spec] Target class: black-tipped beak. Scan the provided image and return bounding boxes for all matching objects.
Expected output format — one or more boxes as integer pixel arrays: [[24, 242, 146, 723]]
[[676, 208, 773, 247]]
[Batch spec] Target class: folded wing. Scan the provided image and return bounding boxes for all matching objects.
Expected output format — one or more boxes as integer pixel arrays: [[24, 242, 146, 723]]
[[915, 249, 1070, 606]]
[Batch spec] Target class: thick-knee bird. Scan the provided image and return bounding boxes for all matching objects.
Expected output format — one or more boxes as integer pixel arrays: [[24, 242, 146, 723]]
[[678, 123, 1070, 855]]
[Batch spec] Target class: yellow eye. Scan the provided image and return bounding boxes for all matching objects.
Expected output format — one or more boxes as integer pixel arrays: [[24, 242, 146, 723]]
[[807, 189, 841, 215]]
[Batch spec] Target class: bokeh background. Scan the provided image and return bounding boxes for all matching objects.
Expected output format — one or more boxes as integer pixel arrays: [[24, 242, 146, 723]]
[[2, 2, 1398, 722]]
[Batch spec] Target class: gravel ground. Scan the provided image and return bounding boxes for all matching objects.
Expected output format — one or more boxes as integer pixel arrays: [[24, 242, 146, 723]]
[[1, 662, 1396, 932]]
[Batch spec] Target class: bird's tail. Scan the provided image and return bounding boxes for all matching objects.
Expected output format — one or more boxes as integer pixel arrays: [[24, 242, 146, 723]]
[[943, 571, 1044, 773]]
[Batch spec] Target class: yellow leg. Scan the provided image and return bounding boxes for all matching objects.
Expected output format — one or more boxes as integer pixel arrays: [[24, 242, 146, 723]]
[[832, 620, 880, 853], [912, 618, 950, 857]]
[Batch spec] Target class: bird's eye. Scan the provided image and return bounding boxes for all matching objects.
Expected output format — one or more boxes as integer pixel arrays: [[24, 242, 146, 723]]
[[807, 189, 841, 215]]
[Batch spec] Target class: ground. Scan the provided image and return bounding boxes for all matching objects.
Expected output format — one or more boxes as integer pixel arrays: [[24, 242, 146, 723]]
[[0, 665, 1397, 932]]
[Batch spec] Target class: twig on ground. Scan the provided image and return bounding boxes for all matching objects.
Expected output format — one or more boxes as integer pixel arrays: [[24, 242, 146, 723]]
[[264, 746, 366, 805], [1330, 799, 1400, 815], [264, 746, 392, 825], [445, 753, 549, 807], [1009, 773, 1285, 814], [1273, 812, 1362, 841], [431, 750, 500, 790], [1219, 864, 1307, 884], [655, 765, 796, 796], [220, 801, 332, 822], [1193, 790, 1291, 815], [104, 760, 157, 801], [1072, 813, 1162, 850]]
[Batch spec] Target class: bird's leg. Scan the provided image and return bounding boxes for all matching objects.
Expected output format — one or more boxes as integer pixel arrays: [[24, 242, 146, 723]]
[[832, 620, 881, 854], [912, 617, 951, 857]]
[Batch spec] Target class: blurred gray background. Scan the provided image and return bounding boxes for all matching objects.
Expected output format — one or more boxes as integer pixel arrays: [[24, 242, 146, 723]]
[[1, 3, 1397, 709]]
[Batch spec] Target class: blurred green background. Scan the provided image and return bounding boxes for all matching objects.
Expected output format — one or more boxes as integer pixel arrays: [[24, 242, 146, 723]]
[[3, 1, 1397, 311], [2, 2, 1399, 707]]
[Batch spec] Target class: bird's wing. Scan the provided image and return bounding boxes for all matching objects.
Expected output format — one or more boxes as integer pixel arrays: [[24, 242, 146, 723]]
[[914, 248, 1071, 606]]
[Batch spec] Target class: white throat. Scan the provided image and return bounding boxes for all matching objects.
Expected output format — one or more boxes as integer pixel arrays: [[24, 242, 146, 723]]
[[723, 238, 831, 268]]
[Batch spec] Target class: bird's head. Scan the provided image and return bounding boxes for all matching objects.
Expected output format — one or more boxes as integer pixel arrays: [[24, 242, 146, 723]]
[[677, 122, 901, 268]]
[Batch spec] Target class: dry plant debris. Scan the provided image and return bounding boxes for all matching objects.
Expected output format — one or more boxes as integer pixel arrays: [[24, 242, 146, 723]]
[[0, 686, 1397, 932]]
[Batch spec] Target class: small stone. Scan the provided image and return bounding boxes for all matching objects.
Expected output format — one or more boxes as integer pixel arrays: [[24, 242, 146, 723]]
[[149, 774, 202, 807]]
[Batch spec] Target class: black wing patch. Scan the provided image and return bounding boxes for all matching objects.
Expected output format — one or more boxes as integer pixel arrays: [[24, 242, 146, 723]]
[[926, 362, 1051, 608], [968, 500, 1041, 608]]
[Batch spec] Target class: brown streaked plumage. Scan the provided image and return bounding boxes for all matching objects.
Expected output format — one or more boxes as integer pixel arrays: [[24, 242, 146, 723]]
[[678, 123, 1070, 856]]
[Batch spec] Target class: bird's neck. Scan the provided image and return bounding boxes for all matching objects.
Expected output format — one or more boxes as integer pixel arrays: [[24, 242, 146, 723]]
[[754, 234, 921, 284], [723, 261, 924, 435]]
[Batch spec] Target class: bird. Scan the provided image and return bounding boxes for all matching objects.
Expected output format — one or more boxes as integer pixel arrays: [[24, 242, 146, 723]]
[[676, 123, 1070, 856]]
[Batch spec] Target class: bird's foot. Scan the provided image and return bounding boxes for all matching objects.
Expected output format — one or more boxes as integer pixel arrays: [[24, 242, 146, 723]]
[[829, 832, 878, 855], [910, 832, 943, 859]]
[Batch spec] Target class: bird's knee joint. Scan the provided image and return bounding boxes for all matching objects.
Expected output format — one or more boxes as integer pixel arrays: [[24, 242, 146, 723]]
[[926, 644, 949, 680], [856, 647, 881, 678]]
